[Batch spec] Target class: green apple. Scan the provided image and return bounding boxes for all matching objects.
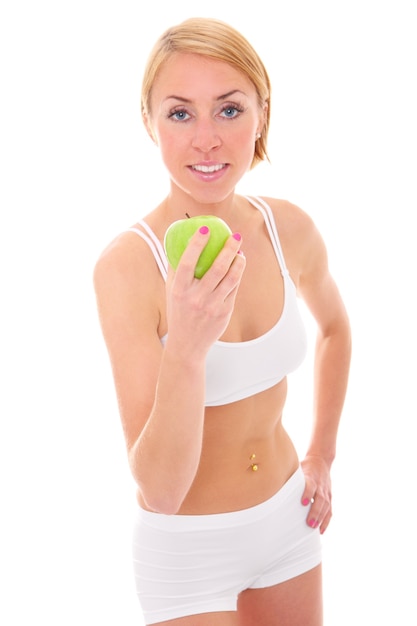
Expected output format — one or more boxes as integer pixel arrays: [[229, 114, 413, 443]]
[[164, 215, 232, 278]]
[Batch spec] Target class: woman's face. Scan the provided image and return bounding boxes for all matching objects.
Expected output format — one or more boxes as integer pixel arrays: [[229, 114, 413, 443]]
[[146, 52, 265, 206]]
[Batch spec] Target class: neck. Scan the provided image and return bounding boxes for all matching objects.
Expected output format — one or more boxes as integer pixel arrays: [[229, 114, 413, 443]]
[[162, 189, 240, 224]]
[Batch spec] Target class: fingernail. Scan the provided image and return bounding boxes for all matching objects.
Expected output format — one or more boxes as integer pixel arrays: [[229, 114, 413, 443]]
[[233, 232, 242, 241], [309, 519, 318, 528], [199, 226, 209, 235], [302, 498, 310, 506], [237, 250, 245, 256]]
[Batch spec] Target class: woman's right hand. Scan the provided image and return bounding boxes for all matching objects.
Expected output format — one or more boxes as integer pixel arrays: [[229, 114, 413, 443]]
[[165, 226, 246, 357]]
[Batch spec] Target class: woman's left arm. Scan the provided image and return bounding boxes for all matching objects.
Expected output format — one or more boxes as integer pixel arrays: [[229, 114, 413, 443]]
[[296, 212, 352, 534]]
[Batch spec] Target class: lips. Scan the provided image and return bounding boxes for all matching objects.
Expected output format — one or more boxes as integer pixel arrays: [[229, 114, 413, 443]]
[[191, 163, 227, 173]]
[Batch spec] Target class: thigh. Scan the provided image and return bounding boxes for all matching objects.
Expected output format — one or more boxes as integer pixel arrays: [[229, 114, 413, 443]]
[[155, 611, 239, 625], [237, 564, 323, 626], [132, 507, 248, 623]]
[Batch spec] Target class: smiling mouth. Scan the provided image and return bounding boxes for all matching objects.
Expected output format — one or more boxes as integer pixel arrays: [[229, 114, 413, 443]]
[[191, 163, 227, 173]]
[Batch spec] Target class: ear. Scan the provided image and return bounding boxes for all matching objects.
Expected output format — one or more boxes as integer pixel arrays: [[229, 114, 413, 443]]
[[257, 101, 268, 135], [142, 111, 158, 145]]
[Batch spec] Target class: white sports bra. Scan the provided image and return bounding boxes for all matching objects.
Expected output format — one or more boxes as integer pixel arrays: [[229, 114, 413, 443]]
[[128, 196, 307, 406]]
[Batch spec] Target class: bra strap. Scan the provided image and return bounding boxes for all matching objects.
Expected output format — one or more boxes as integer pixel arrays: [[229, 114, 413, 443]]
[[245, 196, 289, 276], [128, 220, 168, 281]]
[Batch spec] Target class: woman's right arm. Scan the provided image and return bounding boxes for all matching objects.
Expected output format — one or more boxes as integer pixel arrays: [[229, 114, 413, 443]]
[[93, 227, 244, 514]]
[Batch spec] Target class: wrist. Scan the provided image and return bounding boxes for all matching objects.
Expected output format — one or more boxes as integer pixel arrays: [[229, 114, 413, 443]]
[[303, 451, 335, 469], [163, 336, 208, 368]]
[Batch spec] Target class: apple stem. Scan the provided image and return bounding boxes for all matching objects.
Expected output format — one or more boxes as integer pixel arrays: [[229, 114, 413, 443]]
[[185, 213, 191, 219]]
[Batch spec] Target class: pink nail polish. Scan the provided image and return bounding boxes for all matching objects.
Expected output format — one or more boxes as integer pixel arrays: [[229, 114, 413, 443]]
[[309, 519, 317, 528], [302, 498, 310, 506], [199, 226, 209, 235], [233, 232, 242, 241]]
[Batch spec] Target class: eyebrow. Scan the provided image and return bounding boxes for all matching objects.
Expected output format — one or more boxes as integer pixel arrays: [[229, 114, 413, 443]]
[[163, 89, 247, 104]]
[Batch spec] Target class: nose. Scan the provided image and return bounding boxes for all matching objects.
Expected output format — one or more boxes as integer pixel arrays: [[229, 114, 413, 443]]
[[191, 119, 222, 153]]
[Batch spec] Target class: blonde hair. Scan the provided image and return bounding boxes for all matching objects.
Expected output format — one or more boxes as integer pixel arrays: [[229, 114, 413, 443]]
[[141, 17, 271, 169]]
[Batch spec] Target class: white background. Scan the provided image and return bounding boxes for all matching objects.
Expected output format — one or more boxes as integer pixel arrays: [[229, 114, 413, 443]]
[[1, 1, 416, 624]]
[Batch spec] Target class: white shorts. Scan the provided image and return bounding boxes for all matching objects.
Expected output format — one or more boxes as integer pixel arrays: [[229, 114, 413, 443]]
[[132, 467, 321, 625]]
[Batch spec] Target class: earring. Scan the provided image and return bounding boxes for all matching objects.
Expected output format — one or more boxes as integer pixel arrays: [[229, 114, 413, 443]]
[[256, 133, 261, 140]]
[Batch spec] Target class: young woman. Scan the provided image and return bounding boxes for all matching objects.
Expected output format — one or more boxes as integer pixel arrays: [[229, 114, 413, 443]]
[[94, 17, 351, 626]]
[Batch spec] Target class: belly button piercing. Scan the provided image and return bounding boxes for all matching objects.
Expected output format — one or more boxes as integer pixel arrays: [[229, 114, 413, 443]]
[[249, 453, 259, 472]]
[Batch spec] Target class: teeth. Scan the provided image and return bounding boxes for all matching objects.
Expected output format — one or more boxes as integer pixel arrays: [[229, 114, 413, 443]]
[[192, 164, 225, 173]]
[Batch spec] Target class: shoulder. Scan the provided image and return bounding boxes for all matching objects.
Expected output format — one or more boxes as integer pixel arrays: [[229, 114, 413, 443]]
[[258, 196, 317, 238], [93, 226, 165, 335], [254, 196, 348, 331], [94, 224, 161, 291], [256, 196, 326, 284]]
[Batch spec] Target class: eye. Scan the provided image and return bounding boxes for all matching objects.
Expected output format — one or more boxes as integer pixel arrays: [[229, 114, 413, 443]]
[[169, 108, 191, 122], [220, 104, 244, 119]]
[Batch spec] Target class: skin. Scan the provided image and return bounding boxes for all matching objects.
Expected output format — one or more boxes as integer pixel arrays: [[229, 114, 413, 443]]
[[94, 52, 351, 626]]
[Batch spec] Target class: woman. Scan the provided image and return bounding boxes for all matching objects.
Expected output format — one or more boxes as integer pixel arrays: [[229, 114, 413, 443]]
[[94, 17, 351, 626]]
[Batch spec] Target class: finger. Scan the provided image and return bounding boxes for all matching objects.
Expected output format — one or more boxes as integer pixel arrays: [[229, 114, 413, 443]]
[[174, 225, 212, 282], [302, 478, 321, 528], [217, 252, 246, 303], [306, 491, 331, 530], [306, 505, 323, 530], [302, 493, 320, 530], [176, 228, 242, 283], [199, 233, 243, 288], [301, 481, 315, 508], [319, 509, 332, 534]]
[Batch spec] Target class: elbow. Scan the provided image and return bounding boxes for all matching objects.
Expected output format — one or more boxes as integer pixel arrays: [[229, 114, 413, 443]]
[[140, 489, 184, 516], [321, 312, 352, 353], [128, 456, 186, 515], [128, 444, 197, 515]]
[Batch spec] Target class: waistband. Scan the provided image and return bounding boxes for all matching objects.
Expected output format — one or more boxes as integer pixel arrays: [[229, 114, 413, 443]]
[[136, 466, 304, 531]]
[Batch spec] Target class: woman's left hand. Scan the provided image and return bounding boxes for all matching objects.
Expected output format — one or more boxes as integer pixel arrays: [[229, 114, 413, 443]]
[[300, 455, 333, 534]]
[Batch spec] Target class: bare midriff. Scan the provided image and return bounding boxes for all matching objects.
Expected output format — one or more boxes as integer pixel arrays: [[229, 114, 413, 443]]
[[137, 378, 300, 515]]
